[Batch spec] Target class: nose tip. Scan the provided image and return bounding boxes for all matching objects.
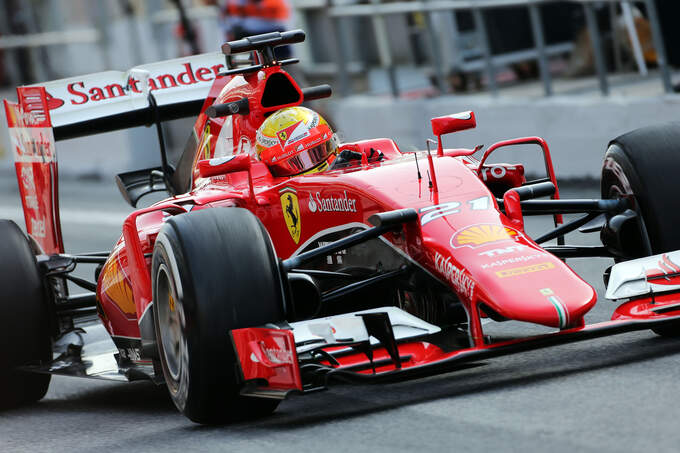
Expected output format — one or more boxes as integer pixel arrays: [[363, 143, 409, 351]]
[[479, 278, 596, 330], [546, 294, 571, 329]]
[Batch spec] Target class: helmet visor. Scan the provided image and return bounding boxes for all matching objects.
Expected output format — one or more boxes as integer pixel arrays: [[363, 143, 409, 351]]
[[270, 138, 337, 176]]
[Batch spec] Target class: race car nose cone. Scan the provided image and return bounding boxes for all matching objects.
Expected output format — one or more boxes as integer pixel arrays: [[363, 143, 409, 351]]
[[476, 256, 597, 329]]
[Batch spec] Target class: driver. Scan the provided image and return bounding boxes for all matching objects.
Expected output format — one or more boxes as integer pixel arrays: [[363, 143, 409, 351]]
[[256, 106, 339, 176]]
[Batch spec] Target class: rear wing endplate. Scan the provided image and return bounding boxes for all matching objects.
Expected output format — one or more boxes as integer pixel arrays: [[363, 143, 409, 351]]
[[4, 87, 63, 253]]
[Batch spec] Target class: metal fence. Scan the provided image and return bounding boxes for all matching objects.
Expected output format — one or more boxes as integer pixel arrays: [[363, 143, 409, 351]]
[[296, 0, 673, 97], [0, 0, 186, 86], [0, 0, 673, 98]]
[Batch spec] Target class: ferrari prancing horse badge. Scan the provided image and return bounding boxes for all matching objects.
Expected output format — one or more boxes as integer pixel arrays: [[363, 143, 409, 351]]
[[279, 187, 301, 243]]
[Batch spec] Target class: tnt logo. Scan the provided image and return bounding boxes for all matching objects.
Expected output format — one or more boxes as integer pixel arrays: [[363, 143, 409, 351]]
[[478, 245, 525, 257]]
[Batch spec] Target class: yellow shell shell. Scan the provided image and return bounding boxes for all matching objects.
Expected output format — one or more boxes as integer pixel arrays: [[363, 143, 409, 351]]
[[454, 224, 517, 246]]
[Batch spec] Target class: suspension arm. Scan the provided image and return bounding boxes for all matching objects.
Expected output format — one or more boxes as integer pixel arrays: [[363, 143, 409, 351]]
[[497, 198, 630, 215]]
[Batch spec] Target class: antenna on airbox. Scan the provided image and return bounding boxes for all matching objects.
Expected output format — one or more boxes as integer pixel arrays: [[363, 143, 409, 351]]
[[425, 139, 439, 193], [413, 152, 422, 181]]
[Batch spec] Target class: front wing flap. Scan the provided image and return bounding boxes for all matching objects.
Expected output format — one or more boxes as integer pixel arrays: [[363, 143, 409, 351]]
[[231, 328, 302, 398]]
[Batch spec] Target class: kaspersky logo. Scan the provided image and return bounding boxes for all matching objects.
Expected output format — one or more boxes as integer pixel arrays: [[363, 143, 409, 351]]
[[433, 251, 475, 299]]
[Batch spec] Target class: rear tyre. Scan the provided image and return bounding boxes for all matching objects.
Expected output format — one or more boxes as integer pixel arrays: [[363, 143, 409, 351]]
[[0, 220, 51, 409], [152, 208, 285, 423], [601, 122, 680, 337]]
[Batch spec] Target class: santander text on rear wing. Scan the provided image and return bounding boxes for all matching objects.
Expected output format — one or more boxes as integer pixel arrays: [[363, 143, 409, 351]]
[[3, 52, 226, 253], [32, 52, 226, 140]]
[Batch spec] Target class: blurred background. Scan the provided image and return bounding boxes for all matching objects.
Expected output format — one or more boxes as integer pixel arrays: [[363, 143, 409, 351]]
[[0, 0, 679, 180]]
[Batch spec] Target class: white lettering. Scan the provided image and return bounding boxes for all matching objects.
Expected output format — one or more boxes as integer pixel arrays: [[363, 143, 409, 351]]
[[481, 166, 513, 181], [491, 166, 507, 179], [478, 245, 526, 257], [467, 196, 490, 211], [24, 195, 38, 210], [30, 218, 46, 238], [119, 348, 141, 361], [260, 342, 293, 364], [419, 197, 490, 226], [481, 253, 545, 269], [420, 202, 461, 226], [310, 191, 358, 213], [21, 167, 35, 191]]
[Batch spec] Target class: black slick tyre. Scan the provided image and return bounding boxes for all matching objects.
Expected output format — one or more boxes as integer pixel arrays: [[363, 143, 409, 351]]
[[601, 122, 680, 337], [152, 208, 285, 423], [601, 122, 680, 256], [0, 220, 51, 409]]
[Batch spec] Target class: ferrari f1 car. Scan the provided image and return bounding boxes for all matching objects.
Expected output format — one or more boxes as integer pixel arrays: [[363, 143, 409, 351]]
[[3, 30, 680, 423]]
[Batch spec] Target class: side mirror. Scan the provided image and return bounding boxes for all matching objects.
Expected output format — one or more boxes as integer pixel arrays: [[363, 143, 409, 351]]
[[198, 154, 251, 178], [197, 154, 256, 204], [431, 111, 476, 136], [431, 111, 476, 157]]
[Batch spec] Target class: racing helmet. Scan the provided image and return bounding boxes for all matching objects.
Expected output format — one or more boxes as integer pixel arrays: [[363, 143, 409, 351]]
[[256, 106, 339, 177]]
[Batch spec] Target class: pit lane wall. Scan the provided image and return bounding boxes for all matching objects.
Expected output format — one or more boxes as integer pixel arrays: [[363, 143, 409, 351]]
[[329, 94, 680, 179]]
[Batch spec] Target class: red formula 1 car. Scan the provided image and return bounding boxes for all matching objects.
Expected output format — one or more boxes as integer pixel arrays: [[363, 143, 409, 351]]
[[3, 30, 680, 423]]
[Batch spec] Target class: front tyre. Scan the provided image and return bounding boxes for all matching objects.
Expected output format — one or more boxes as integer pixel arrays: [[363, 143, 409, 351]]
[[601, 122, 680, 337], [601, 122, 680, 257], [0, 220, 51, 409], [152, 208, 285, 423]]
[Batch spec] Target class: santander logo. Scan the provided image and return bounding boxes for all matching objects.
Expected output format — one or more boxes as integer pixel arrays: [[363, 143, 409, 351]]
[[308, 191, 357, 214], [45, 61, 225, 110], [45, 91, 64, 110]]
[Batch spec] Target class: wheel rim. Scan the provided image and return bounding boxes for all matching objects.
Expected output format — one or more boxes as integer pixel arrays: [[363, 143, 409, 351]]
[[156, 264, 186, 385]]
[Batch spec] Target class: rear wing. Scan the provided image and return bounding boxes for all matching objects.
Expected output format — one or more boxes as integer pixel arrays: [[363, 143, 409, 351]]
[[3, 52, 226, 254], [32, 52, 225, 141]]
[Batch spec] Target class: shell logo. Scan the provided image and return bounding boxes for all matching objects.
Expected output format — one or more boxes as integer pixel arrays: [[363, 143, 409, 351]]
[[451, 224, 519, 248]]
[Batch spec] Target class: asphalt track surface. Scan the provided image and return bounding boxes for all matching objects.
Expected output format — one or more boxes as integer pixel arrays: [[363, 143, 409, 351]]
[[2, 176, 680, 453]]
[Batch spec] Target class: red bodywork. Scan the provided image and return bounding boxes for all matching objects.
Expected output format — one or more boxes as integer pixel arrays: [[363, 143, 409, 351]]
[[4, 87, 63, 254], [90, 64, 600, 380], [8, 51, 680, 396]]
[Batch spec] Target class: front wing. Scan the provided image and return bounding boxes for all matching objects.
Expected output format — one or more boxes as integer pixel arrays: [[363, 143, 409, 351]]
[[231, 298, 680, 398]]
